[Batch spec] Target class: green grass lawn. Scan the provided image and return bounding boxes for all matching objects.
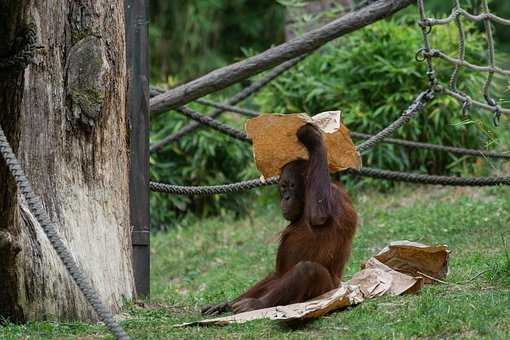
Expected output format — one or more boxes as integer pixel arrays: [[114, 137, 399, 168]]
[[1, 185, 510, 339]]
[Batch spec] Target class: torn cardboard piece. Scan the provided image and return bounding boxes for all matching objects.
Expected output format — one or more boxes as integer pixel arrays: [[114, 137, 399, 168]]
[[178, 285, 364, 327], [176, 241, 448, 327], [370, 241, 449, 284], [351, 258, 423, 298], [245, 111, 361, 179]]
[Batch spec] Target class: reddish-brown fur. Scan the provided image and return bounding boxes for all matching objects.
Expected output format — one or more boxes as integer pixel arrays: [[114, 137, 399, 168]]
[[202, 124, 357, 315]]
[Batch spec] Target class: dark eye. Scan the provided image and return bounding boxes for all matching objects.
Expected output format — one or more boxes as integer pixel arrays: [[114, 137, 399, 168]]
[[290, 183, 294, 189]]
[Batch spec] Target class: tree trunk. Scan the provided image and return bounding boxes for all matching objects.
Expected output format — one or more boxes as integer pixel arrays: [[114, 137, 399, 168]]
[[0, 0, 134, 322]]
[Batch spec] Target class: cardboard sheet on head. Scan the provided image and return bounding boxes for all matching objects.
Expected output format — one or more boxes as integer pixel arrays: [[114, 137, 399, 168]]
[[245, 111, 362, 179]]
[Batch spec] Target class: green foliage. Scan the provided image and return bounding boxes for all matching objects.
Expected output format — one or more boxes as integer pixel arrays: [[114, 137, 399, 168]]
[[255, 16, 506, 177], [150, 106, 259, 230], [149, 0, 285, 83]]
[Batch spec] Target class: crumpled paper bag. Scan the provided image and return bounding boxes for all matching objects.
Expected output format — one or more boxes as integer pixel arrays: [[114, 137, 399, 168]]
[[176, 241, 448, 327], [369, 240, 449, 284], [245, 111, 361, 179], [351, 258, 423, 298]]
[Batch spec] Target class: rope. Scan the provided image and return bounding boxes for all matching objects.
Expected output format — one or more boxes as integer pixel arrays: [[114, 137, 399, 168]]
[[353, 167, 510, 186], [173, 107, 251, 143], [448, 0, 465, 94], [417, 0, 509, 119], [0, 126, 129, 340], [350, 132, 510, 160], [170, 91, 433, 149], [355, 90, 433, 153], [185, 99, 510, 160], [423, 49, 510, 77], [150, 177, 278, 195], [195, 99, 259, 118], [150, 167, 510, 196], [481, 0, 500, 125], [424, 7, 510, 26], [149, 56, 304, 152], [0, 24, 39, 72]]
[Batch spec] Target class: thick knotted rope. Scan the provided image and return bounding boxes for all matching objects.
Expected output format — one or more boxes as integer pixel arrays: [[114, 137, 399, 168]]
[[150, 167, 510, 196], [0, 24, 39, 72], [416, 0, 510, 120], [0, 127, 129, 340]]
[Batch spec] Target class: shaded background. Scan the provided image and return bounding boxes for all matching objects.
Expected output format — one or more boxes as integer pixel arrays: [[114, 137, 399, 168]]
[[149, 0, 510, 83]]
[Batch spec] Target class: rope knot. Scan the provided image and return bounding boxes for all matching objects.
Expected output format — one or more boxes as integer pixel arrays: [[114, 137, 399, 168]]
[[492, 107, 502, 127], [424, 88, 436, 100], [426, 70, 438, 85], [428, 49, 440, 57], [0, 23, 39, 72], [418, 18, 431, 28], [484, 95, 497, 107], [461, 95, 472, 116], [418, 19, 433, 34], [415, 48, 426, 62]]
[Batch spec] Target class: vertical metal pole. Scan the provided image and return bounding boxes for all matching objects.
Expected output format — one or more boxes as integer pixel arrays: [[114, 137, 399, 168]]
[[125, 0, 150, 297]]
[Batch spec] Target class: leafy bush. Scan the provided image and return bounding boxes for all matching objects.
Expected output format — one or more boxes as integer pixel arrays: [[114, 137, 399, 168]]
[[255, 16, 506, 176]]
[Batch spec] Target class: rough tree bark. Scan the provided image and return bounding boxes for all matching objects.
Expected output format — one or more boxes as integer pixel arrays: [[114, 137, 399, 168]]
[[0, 0, 134, 322]]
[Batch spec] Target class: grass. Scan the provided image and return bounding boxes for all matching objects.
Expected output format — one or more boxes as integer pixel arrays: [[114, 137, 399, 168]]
[[1, 184, 510, 339]]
